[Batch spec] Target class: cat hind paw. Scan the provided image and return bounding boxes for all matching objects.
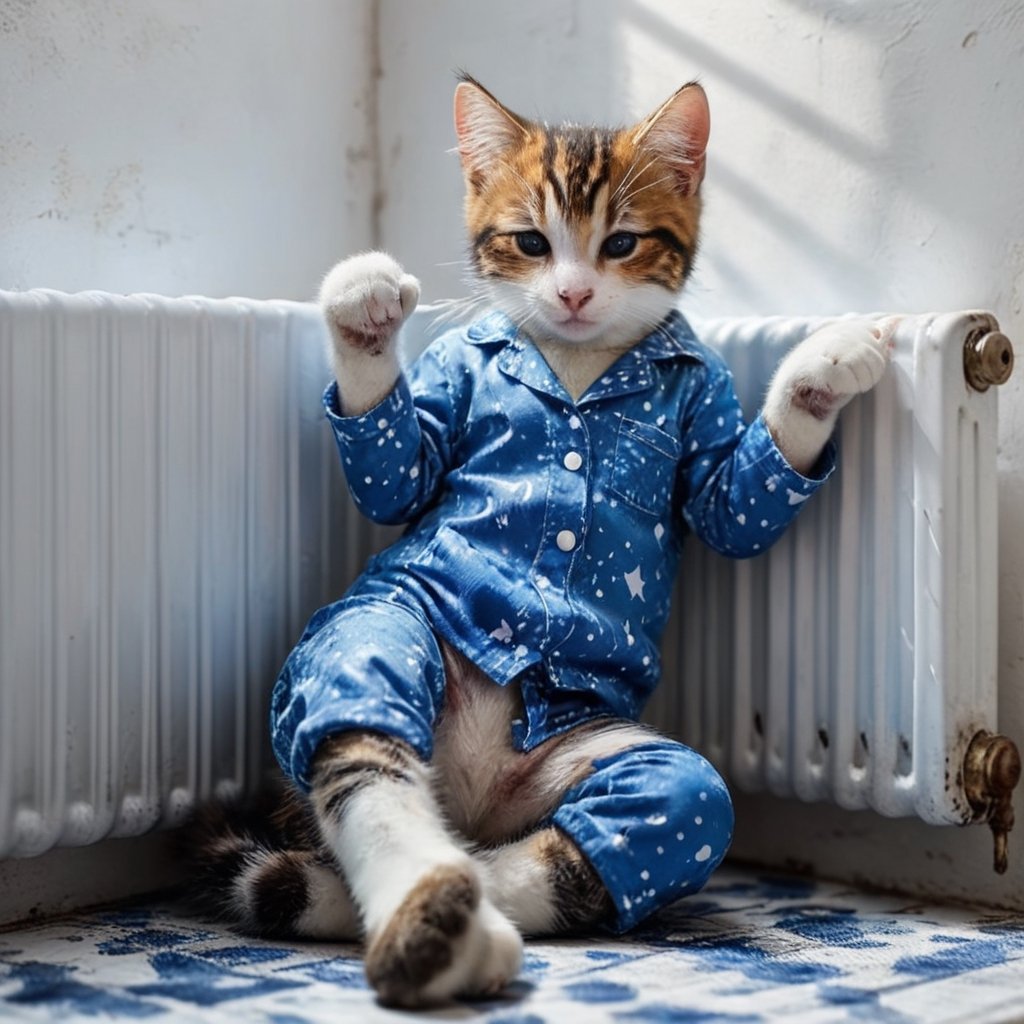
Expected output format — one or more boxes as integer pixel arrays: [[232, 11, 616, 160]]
[[364, 862, 523, 1008]]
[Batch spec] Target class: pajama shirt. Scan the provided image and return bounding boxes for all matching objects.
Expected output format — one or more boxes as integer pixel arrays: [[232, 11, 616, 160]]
[[271, 309, 833, 931]]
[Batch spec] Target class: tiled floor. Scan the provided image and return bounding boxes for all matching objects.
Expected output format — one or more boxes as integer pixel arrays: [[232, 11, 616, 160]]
[[2, 865, 1024, 1023]]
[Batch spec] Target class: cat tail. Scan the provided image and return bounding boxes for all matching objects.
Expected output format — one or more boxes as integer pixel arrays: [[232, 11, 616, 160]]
[[174, 785, 361, 940]]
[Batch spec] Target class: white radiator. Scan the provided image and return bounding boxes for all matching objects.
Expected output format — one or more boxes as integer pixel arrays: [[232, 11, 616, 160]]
[[0, 291, 1014, 863], [0, 290, 391, 859]]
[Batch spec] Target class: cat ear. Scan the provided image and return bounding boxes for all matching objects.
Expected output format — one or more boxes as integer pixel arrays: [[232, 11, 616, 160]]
[[454, 76, 531, 185], [632, 83, 710, 197]]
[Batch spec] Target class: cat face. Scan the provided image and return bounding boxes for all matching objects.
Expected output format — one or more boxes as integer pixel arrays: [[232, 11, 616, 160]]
[[454, 77, 710, 347]]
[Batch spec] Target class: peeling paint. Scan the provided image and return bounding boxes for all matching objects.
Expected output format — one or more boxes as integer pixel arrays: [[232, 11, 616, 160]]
[[0, 131, 35, 169], [51, 146, 79, 207], [93, 162, 143, 234]]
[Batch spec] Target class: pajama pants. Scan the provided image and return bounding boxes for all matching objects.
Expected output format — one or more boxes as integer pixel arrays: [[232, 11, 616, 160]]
[[271, 596, 734, 933]]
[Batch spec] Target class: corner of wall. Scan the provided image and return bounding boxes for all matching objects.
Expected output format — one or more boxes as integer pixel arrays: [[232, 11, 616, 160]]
[[368, 0, 384, 250]]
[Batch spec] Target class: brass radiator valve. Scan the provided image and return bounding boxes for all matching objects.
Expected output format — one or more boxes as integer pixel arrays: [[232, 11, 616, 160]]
[[964, 730, 1022, 874], [964, 329, 1014, 391]]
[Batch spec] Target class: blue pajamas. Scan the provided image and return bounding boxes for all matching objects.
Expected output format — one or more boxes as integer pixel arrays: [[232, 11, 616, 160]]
[[271, 309, 828, 930], [272, 589, 733, 932]]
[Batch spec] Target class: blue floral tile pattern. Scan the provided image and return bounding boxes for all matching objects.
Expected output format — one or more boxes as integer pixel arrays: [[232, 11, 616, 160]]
[[2, 866, 1023, 1022]]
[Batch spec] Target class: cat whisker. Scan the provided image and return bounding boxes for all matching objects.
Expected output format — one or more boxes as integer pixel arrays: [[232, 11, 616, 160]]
[[609, 152, 645, 203], [429, 294, 490, 330], [618, 174, 676, 208], [496, 298, 544, 338], [610, 156, 658, 207], [503, 165, 545, 218]]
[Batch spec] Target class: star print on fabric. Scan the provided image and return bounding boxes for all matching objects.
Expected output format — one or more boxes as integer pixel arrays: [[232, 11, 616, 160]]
[[489, 619, 514, 642], [624, 565, 646, 601]]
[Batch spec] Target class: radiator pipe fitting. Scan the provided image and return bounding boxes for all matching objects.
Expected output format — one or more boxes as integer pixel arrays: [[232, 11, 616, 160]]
[[964, 330, 1014, 391], [963, 730, 1022, 874]]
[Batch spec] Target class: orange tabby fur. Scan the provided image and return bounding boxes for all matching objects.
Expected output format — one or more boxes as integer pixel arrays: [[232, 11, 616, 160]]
[[456, 75, 705, 301]]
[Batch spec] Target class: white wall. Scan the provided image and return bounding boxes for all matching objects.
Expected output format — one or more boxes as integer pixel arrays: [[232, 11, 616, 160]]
[[376, 0, 1024, 908], [0, 0, 376, 299]]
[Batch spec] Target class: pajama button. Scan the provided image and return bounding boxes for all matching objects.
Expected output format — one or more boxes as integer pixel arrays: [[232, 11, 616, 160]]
[[556, 530, 577, 552], [563, 451, 583, 471]]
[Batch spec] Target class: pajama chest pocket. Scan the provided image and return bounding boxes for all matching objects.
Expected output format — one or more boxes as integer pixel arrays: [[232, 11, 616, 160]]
[[610, 417, 682, 515]]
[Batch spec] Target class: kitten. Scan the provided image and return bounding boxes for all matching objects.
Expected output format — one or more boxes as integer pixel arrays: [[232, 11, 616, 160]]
[[185, 77, 891, 1008]]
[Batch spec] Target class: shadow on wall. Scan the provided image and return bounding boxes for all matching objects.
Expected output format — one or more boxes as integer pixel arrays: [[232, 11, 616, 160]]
[[617, 0, 1021, 319], [624, 0, 887, 310], [377, 0, 1022, 318]]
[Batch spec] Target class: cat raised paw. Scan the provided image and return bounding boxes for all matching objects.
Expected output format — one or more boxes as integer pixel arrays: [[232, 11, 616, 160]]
[[764, 317, 896, 473], [784, 318, 895, 418], [319, 251, 420, 357]]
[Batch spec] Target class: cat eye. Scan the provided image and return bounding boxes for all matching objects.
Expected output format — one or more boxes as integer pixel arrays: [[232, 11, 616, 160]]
[[515, 231, 551, 257], [602, 232, 638, 259]]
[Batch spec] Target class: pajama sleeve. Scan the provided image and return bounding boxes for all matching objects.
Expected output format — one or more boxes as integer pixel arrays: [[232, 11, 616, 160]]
[[323, 337, 468, 526], [677, 348, 835, 558]]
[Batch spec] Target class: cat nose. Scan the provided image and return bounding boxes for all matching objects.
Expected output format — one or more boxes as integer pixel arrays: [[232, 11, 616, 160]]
[[558, 287, 594, 313]]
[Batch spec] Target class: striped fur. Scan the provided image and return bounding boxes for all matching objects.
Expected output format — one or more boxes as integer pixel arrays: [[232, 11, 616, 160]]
[[310, 731, 421, 824], [179, 785, 361, 939]]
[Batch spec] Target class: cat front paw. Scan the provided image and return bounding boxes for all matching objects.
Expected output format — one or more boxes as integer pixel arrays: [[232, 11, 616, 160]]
[[782, 318, 896, 420], [319, 251, 421, 357]]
